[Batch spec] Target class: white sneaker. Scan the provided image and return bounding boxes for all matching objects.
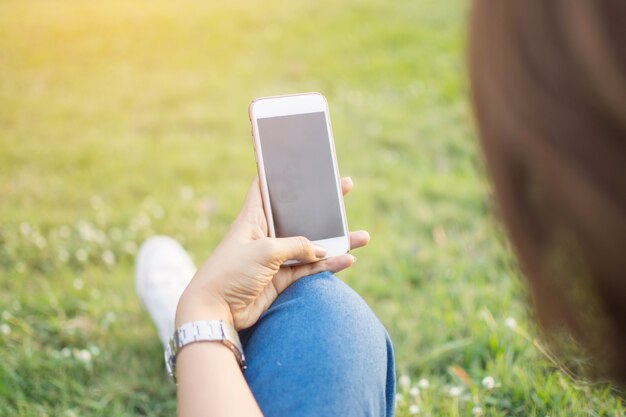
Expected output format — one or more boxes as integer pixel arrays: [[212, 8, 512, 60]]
[[135, 236, 196, 347]]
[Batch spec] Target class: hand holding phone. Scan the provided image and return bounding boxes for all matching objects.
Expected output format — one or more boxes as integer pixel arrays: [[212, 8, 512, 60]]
[[177, 177, 369, 330], [249, 93, 351, 263]]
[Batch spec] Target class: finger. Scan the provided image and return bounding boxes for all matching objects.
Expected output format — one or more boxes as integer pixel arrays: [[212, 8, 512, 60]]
[[271, 236, 326, 264], [233, 177, 268, 237], [272, 261, 327, 294], [325, 254, 357, 274], [349, 230, 370, 250], [238, 177, 264, 217], [341, 177, 353, 196], [320, 232, 368, 274]]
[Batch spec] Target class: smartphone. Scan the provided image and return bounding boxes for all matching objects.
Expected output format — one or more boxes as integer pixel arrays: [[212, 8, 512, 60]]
[[249, 92, 350, 263]]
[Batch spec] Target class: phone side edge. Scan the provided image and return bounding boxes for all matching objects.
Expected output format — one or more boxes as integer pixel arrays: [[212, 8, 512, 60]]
[[249, 100, 277, 238], [320, 97, 351, 256]]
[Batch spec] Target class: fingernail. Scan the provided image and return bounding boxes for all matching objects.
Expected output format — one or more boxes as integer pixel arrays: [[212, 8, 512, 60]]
[[351, 255, 357, 263], [314, 245, 327, 258]]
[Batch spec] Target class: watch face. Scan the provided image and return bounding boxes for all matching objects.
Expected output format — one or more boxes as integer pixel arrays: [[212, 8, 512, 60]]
[[164, 343, 175, 378]]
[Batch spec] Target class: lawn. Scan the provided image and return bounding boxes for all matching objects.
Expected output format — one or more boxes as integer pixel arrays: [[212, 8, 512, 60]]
[[0, 0, 623, 416]]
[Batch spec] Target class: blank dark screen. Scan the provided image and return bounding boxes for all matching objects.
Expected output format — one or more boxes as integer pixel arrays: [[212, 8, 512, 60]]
[[257, 112, 344, 240]]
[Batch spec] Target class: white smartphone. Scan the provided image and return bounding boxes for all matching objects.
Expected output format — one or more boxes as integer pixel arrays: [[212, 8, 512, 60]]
[[249, 92, 350, 263]]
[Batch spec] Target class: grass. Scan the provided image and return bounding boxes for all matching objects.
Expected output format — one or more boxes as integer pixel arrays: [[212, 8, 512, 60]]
[[0, 0, 623, 415]]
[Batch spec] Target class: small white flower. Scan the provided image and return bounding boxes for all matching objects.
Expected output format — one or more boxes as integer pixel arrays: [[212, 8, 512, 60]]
[[123, 241, 137, 255], [76, 249, 88, 263], [61, 347, 72, 358], [409, 386, 420, 397], [58, 249, 70, 262], [472, 405, 483, 416], [399, 374, 411, 389], [101, 250, 115, 266], [74, 349, 92, 364], [394, 393, 404, 405], [1, 311, 11, 320], [180, 185, 194, 201], [77, 221, 96, 241], [505, 317, 517, 330], [102, 311, 116, 327], [0, 323, 11, 335], [20, 222, 31, 236], [409, 404, 420, 415], [58, 225, 71, 239], [417, 378, 429, 389], [482, 376, 495, 390], [34, 234, 47, 249], [65, 409, 78, 417], [136, 214, 151, 229], [93, 229, 106, 244], [73, 278, 84, 291], [89, 345, 101, 357], [449, 386, 462, 397]]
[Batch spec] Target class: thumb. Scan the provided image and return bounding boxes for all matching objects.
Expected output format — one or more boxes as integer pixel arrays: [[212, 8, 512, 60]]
[[273, 236, 327, 264], [230, 177, 268, 238], [240, 177, 263, 213]]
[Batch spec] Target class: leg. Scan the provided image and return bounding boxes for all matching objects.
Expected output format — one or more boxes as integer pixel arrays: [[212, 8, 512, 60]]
[[240, 271, 396, 417]]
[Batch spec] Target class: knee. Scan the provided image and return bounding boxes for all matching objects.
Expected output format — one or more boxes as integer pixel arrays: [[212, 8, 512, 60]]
[[280, 270, 377, 317], [240, 272, 394, 417], [249, 271, 387, 354]]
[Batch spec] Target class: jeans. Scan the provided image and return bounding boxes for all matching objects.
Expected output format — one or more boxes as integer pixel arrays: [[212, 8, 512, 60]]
[[239, 272, 396, 417]]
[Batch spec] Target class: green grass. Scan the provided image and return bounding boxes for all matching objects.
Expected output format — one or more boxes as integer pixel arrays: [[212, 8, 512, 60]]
[[0, 0, 623, 416]]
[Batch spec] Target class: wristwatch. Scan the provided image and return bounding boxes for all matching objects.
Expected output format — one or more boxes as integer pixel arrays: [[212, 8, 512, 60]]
[[164, 320, 247, 383]]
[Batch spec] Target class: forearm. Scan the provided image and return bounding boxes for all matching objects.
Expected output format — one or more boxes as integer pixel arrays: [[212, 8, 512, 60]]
[[176, 342, 262, 417], [175, 297, 262, 417]]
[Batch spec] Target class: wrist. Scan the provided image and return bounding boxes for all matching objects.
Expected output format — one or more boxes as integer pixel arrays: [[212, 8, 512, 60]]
[[175, 290, 233, 328]]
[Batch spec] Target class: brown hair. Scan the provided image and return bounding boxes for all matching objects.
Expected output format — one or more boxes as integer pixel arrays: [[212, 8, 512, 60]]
[[469, 1, 626, 384]]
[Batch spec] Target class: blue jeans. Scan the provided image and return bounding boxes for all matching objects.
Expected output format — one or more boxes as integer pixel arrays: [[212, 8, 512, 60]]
[[239, 272, 395, 417]]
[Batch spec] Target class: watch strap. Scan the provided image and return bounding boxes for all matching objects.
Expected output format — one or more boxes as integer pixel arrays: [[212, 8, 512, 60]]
[[165, 320, 246, 383]]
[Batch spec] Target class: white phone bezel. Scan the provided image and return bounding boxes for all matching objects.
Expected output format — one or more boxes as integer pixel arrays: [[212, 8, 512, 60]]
[[249, 92, 350, 260]]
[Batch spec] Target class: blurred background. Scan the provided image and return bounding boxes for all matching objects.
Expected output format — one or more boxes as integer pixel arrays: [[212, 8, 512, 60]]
[[0, 0, 623, 416]]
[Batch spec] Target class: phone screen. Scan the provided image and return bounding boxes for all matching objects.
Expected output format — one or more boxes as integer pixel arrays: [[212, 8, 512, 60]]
[[257, 111, 344, 241]]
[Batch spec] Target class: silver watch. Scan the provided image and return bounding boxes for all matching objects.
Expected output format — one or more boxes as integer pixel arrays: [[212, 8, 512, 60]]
[[164, 320, 246, 383]]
